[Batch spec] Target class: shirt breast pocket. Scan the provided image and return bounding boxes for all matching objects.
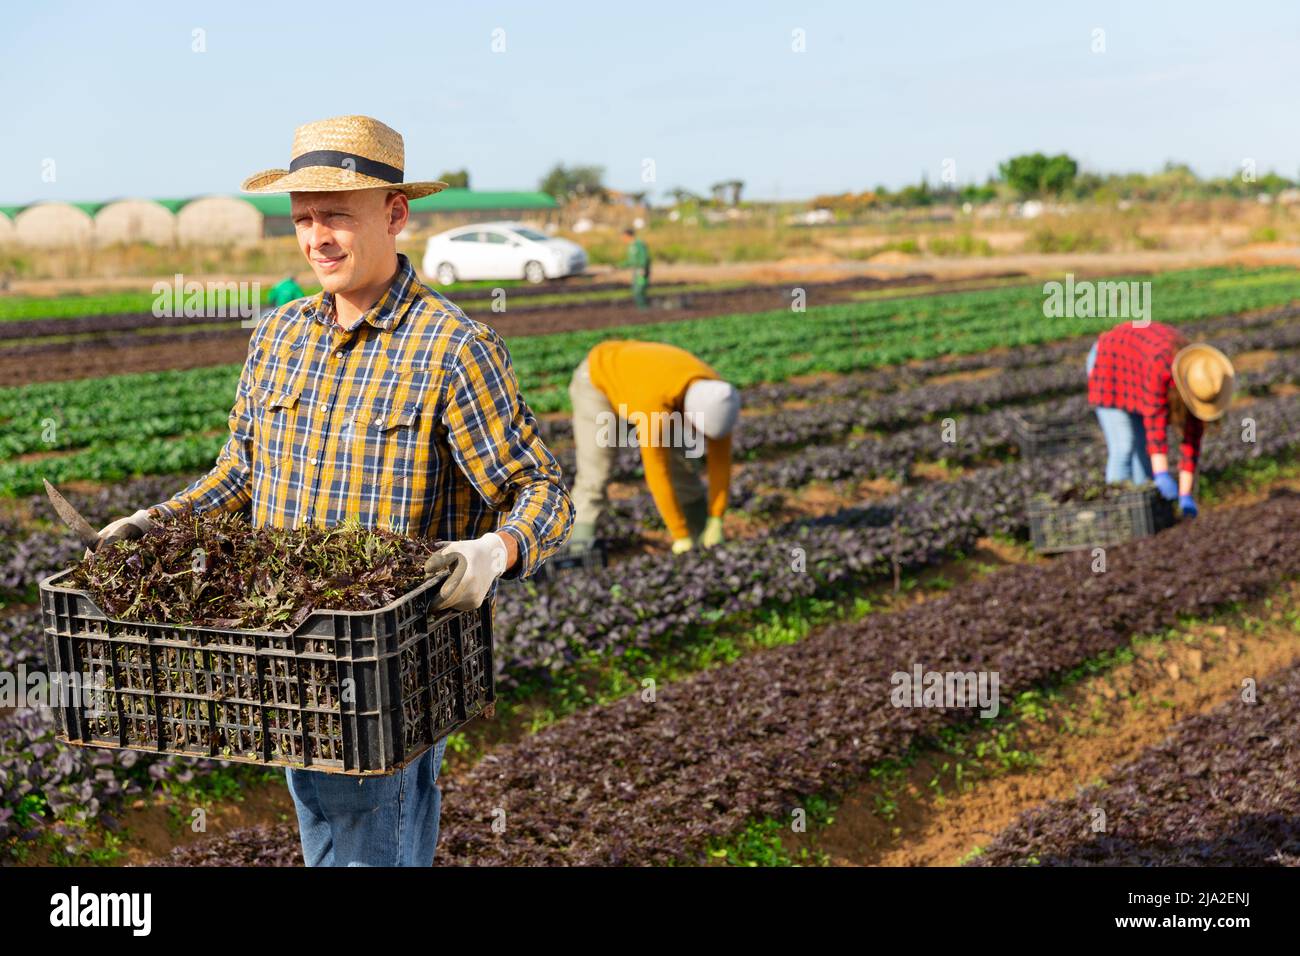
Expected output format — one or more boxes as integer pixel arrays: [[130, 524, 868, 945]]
[[253, 379, 303, 470], [354, 398, 422, 491]]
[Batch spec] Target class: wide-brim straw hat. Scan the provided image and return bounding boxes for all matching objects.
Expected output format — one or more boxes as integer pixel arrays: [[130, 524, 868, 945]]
[[242, 115, 447, 198], [1172, 342, 1234, 422]]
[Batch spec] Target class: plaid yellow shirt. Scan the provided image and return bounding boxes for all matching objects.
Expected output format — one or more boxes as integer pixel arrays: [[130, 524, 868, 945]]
[[151, 254, 573, 579]]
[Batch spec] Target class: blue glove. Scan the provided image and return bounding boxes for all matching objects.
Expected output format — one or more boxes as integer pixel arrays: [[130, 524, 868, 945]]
[[1153, 471, 1179, 500], [1179, 495, 1198, 518]]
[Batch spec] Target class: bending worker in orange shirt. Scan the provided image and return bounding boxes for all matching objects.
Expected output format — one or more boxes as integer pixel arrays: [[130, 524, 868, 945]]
[[568, 340, 740, 553]]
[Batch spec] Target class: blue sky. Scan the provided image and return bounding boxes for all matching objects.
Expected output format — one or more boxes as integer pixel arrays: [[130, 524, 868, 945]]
[[3, 0, 1299, 204]]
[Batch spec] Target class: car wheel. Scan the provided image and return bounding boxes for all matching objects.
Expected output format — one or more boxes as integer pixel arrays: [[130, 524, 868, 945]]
[[436, 262, 457, 285], [523, 261, 546, 284]]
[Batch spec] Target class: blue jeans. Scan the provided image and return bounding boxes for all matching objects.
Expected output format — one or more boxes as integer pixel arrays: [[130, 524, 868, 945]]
[[285, 737, 448, 866], [1087, 341, 1153, 484]]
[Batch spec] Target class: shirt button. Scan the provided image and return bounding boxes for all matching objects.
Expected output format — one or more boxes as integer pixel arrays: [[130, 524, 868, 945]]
[[335, 351, 344, 359], [309, 457, 318, 465]]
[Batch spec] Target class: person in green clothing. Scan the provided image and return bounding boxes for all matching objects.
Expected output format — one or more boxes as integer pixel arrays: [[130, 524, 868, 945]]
[[268, 274, 306, 308], [621, 228, 650, 309]]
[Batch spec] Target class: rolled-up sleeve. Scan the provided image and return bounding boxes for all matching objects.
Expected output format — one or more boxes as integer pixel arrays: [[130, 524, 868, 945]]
[[1142, 363, 1172, 460], [1180, 416, 1204, 475], [442, 329, 574, 578], [149, 339, 261, 521]]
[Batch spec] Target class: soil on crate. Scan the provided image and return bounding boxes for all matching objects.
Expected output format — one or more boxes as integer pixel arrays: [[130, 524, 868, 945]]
[[66, 510, 441, 632]]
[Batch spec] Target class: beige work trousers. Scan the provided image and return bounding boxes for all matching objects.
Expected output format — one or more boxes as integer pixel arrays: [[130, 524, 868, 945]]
[[568, 357, 708, 537]]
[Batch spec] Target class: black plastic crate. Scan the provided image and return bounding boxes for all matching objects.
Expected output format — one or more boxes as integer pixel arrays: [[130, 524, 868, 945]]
[[1011, 409, 1098, 459], [1028, 486, 1175, 554], [532, 540, 608, 582], [38, 569, 493, 776]]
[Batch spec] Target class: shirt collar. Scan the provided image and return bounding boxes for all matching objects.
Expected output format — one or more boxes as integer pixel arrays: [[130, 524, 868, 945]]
[[305, 253, 420, 333]]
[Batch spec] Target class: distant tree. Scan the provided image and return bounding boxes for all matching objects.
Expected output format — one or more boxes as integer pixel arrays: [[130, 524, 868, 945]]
[[998, 153, 1079, 198], [1067, 171, 1105, 200], [959, 182, 999, 204], [540, 164, 608, 202], [437, 169, 470, 189], [896, 173, 934, 207], [665, 187, 701, 206]]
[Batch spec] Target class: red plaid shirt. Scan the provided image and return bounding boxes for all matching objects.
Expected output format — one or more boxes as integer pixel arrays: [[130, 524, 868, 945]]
[[1087, 321, 1203, 474]]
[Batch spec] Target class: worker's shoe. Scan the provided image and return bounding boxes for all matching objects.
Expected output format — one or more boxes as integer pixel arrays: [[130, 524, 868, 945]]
[[699, 516, 724, 548], [671, 537, 694, 555]]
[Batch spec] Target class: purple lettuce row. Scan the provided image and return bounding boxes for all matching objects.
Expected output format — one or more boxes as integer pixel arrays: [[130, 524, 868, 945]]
[[146, 489, 1300, 867], [3, 356, 1297, 685], [19, 472, 203, 528], [440, 493, 1300, 866], [492, 391, 1300, 690], [141, 822, 303, 867], [537, 364, 1061, 457], [433, 491, 1300, 865], [0, 703, 233, 846], [0, 609, 43, 671], [490, 451, 1087, 689], [5, 389, 1299, 703], [971, 661, 1300, 867], [7, 395, 1295, 854], [543, 316, 1300, 482], [7, 376, 1067, 588], [731, 397, 1094, 505], [1, 472, 205, 596], [0, 518, 76, 593], [592, 394, 1089, 545], [587, 345, 1300, 547], [494, 495, 985, 687], [733, 311, 1300, 456], [9, 370, 1069, 588]]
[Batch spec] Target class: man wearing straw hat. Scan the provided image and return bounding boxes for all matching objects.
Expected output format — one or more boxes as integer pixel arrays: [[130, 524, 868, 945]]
[[93, 115, 574, 866], [1086, 320, 1234, 518]]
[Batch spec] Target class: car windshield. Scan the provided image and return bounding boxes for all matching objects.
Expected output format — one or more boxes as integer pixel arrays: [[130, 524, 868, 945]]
[[512, 227, 550, 242]]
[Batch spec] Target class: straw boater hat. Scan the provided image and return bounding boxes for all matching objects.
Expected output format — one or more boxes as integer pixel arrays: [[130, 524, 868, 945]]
[[241, 115, 447, 198], [1172, 343, 1234, 422]]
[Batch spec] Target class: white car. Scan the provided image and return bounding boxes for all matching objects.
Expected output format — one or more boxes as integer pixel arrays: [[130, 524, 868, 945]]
[[422, 221, 587, 285]]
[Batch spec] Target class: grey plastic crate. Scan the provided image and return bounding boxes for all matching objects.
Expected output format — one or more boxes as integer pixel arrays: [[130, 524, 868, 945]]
[[1028, 486, 1175, 554], [38, 569, 492, 776], [1011, 409, 1098, 459]]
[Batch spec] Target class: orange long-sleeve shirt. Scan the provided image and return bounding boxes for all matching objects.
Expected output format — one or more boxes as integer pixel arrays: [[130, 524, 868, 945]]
[[587, 340, 732, 539]]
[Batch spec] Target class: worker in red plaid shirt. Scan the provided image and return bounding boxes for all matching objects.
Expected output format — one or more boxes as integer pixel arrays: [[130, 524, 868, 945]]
[[1086, 320, 1234, 518]]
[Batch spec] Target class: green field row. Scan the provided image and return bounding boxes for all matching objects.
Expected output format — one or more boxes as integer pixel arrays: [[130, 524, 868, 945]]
[[1, 265, 1298, 496], [0, 279, 739, 323]]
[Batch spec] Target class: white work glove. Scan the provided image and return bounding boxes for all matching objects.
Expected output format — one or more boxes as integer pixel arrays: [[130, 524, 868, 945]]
[[671, 537, 694, 555], [425, 533, 509, 611], [97, 509, 157, 549]]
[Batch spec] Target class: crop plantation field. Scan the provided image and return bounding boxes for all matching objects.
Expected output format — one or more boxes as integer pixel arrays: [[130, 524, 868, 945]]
[[3, 263, 1300, 869]]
